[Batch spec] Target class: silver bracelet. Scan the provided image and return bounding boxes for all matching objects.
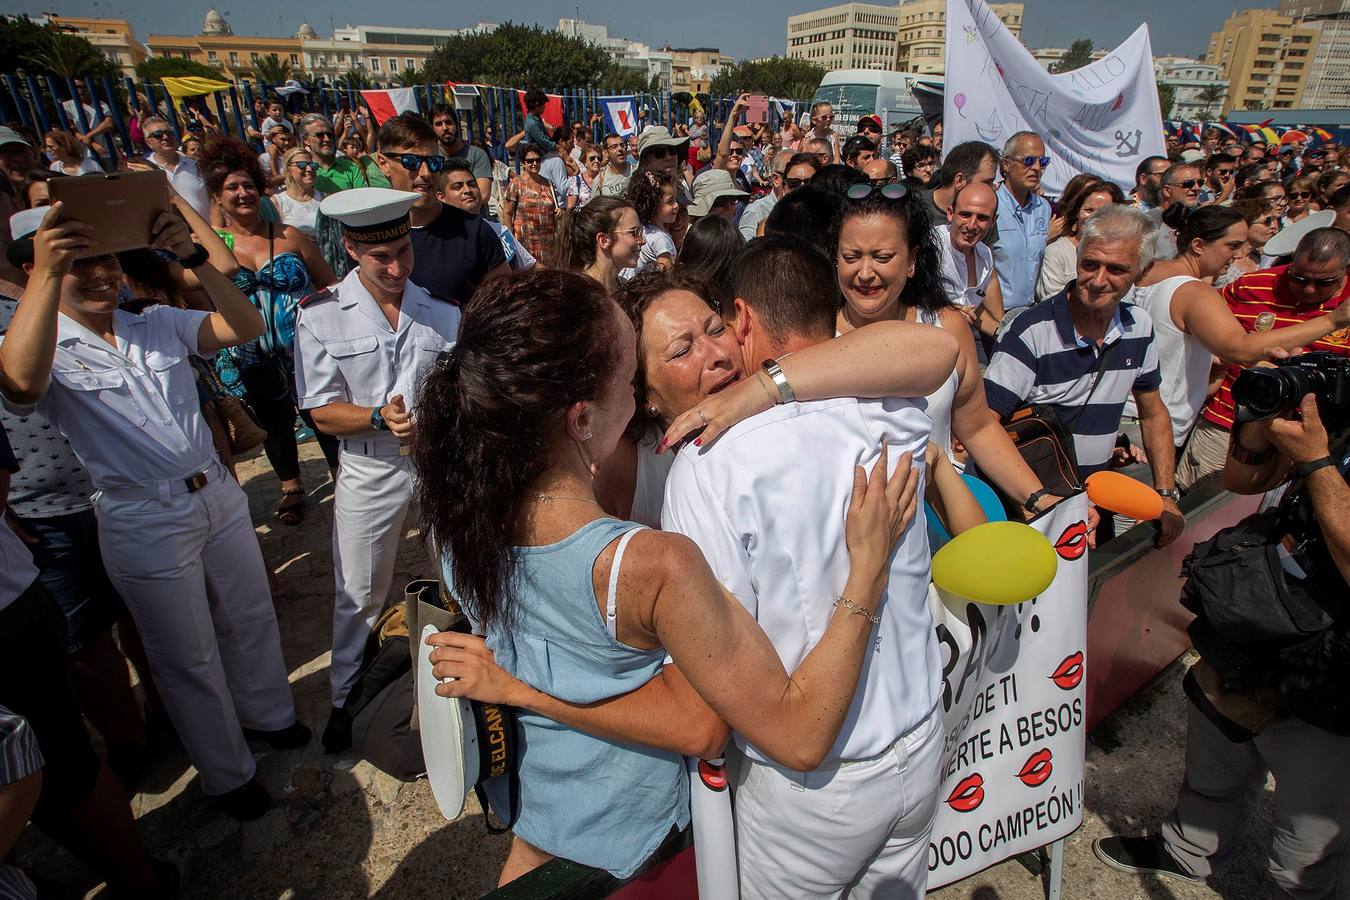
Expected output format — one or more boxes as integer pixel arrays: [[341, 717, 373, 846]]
[[834, 595, 880, 625], [760, 359, 796, 404]]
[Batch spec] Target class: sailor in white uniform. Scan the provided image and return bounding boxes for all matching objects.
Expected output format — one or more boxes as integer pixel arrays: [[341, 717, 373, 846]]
[[294, 188, 459, 752], [0, 204, 307, 820]]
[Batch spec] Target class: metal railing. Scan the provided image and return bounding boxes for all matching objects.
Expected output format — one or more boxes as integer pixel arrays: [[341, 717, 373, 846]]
[[1, 73, 809, 168]]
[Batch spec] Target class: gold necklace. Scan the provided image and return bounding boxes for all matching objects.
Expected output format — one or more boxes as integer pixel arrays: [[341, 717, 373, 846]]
[[534, 493, 602, 507]]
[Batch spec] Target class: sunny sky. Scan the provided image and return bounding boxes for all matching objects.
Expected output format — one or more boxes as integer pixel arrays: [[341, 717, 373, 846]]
[[12, 0, 1275, 63]]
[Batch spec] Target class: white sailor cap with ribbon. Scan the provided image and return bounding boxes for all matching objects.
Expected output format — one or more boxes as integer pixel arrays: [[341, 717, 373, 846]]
[[320, 187, 420, 243]]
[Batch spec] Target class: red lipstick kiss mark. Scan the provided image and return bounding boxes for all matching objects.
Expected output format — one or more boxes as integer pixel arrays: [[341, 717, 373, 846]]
[[946, 773, 985, 812], [1017, 748, 1054, 787], [1054, 521, 1088, 561], [698, 759, 728, 792], [1111, 93, 1124, 111], [1050, 652, 1084, 691]]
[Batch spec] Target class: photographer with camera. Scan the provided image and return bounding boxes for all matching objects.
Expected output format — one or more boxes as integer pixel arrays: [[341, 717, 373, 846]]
[[1094, 359, 1350, 894], [1177, 228, 1350, 491]]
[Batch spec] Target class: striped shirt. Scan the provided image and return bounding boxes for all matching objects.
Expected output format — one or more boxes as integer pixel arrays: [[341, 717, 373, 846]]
[[1201, 266, 1350, 429], [0, 705, 41, 900], [984, 285, 1161, 476]]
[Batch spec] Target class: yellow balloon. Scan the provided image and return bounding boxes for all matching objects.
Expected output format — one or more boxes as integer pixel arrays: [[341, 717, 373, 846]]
[[931, 521, 1058, 605]]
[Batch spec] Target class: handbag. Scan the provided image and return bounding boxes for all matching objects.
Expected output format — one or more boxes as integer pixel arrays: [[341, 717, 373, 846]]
[[998, 341, 1119, 511], [214, 396, 268, 455]]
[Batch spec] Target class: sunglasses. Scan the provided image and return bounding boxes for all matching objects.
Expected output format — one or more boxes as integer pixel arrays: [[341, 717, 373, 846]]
[[290, 160, 320, 172], [846, 182, 909, 201], [522, 157, 542, 164], [645, 147, 677, 160], [1288, 273, 1343, 287], [1213, 169, 1234, 177], [393, 153, 448, 173], [609, 225, 643, 238], [307, 130, 335, 140], [1257, 216, 1280, 227], [729, 147, 745, 156], [1015, 155, 1051, 169], [816, 114, 835, 121], [784, 176, 811, 190], [1290, 191, 1314, 199], [147, 130, 172, 141], [1170, 179, 1201, 190]]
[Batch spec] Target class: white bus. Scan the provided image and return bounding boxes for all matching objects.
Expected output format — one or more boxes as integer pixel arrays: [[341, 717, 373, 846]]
[[812, 69, 943, 136]]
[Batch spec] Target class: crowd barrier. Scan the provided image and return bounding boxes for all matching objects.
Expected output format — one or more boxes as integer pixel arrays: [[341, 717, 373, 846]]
[[0, 73, 809, 169]]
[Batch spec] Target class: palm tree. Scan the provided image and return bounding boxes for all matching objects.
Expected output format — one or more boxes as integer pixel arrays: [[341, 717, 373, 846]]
[[253, 54, 293, 86], [394, 67, 429, 87], [1197, 84, 1225, 120], [28, 31, 91, 79], [337, 68, 371, 90]]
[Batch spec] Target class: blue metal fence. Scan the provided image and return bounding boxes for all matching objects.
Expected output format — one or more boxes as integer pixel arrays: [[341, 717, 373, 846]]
[[2, 74, 809, 170]]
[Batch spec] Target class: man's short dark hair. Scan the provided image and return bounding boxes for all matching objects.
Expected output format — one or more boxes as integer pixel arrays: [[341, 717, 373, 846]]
[[726, 237, 838, 344], [902, 145, 938, 176], [763, 186, 841, 257], [1234, 161, 1267, 189], [1205, 153, 1237, 172], [602, 131, 622, 147], [1295, 227, 1350, 266], [377, 112, 437, 151], [443, 157, 474, 178], [430, 103, 458, 124], [935, 140, 997, 189], [1136, 155, 1167, 181], [785, 152, 821, 173], [1326, 184, 1350, 212], [842, 134, 876, 164], [524, 88, 548, 111]]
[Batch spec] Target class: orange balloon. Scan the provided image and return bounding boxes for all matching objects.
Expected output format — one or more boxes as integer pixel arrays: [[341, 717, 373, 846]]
[[1085, 471, 1164, 520]]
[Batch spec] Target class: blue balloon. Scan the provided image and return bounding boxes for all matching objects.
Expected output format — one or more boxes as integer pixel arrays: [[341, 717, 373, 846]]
[[925, 474, 1006, 554], [961, 473, 1007, 524]]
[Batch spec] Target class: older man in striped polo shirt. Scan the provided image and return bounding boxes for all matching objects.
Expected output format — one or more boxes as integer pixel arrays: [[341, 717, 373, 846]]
[[984, 204, 1185, 546]]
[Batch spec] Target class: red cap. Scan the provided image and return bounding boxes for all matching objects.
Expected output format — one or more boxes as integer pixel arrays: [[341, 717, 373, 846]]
[[857, 114, 883, 131]]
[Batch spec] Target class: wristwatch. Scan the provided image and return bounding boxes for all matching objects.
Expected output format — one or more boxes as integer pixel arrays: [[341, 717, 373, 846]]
[[370, 408, 389, 431], [1294, 456, 1335, 479], [1157, 488, 1180, 500]]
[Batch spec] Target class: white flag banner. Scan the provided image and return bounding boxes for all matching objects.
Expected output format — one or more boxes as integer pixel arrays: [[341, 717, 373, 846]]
[[926, 493, 1090, 888], [942, 0, 1165, 194]]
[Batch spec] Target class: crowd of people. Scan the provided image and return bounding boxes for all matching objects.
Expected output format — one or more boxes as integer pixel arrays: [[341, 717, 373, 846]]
[[0, 80, 1347, 900]]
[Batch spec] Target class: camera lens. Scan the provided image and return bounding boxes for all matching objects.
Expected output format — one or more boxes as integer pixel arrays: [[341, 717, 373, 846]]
[[1233, 367, 1315, 420]]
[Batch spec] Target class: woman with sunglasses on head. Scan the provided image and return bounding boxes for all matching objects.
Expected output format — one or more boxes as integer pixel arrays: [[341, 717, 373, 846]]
[[200, 138, 340, 524], [272, 147, 324, 238], [835, 181, 1054, 513], [555, 197, 644, 293], [504, 143, 560, 266], [1217, 198, 1283, 286]]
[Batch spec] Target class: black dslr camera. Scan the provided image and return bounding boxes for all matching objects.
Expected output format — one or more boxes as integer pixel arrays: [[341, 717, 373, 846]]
[[1232, 351, 1350, 428]]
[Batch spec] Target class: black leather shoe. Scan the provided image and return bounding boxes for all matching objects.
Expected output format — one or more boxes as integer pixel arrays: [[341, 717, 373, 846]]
[[215, 777, 272, 821], [1093, 835, 1204, 884], [241, 721, 312, 750], [321, 705, 353, 754]]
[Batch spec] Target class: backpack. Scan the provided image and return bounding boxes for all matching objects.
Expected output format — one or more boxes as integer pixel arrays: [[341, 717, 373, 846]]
[[1180, 487, 1350, 735]]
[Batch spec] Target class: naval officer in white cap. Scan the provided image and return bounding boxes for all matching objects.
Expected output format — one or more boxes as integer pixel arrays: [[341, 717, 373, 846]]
[[0, 203, 307, 820], [295, 187, 460, 752]]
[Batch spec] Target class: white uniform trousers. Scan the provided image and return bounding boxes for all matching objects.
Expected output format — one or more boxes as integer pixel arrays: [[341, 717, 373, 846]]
[[732, 703, 943, 900], [94, 463, 295, 796], [329, 445, 413, 707]]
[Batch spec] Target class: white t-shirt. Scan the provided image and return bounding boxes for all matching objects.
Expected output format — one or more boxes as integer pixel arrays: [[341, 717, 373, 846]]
[[1120, 275, 1210, 444], [619, 224, 676, 281], [272, 190, 325, 238], [933, 223, 994, 309], [49, 157, 102, 175]]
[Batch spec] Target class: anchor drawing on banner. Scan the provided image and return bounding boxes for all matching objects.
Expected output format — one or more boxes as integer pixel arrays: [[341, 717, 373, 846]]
[[1114, 128, 1142, 158]]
